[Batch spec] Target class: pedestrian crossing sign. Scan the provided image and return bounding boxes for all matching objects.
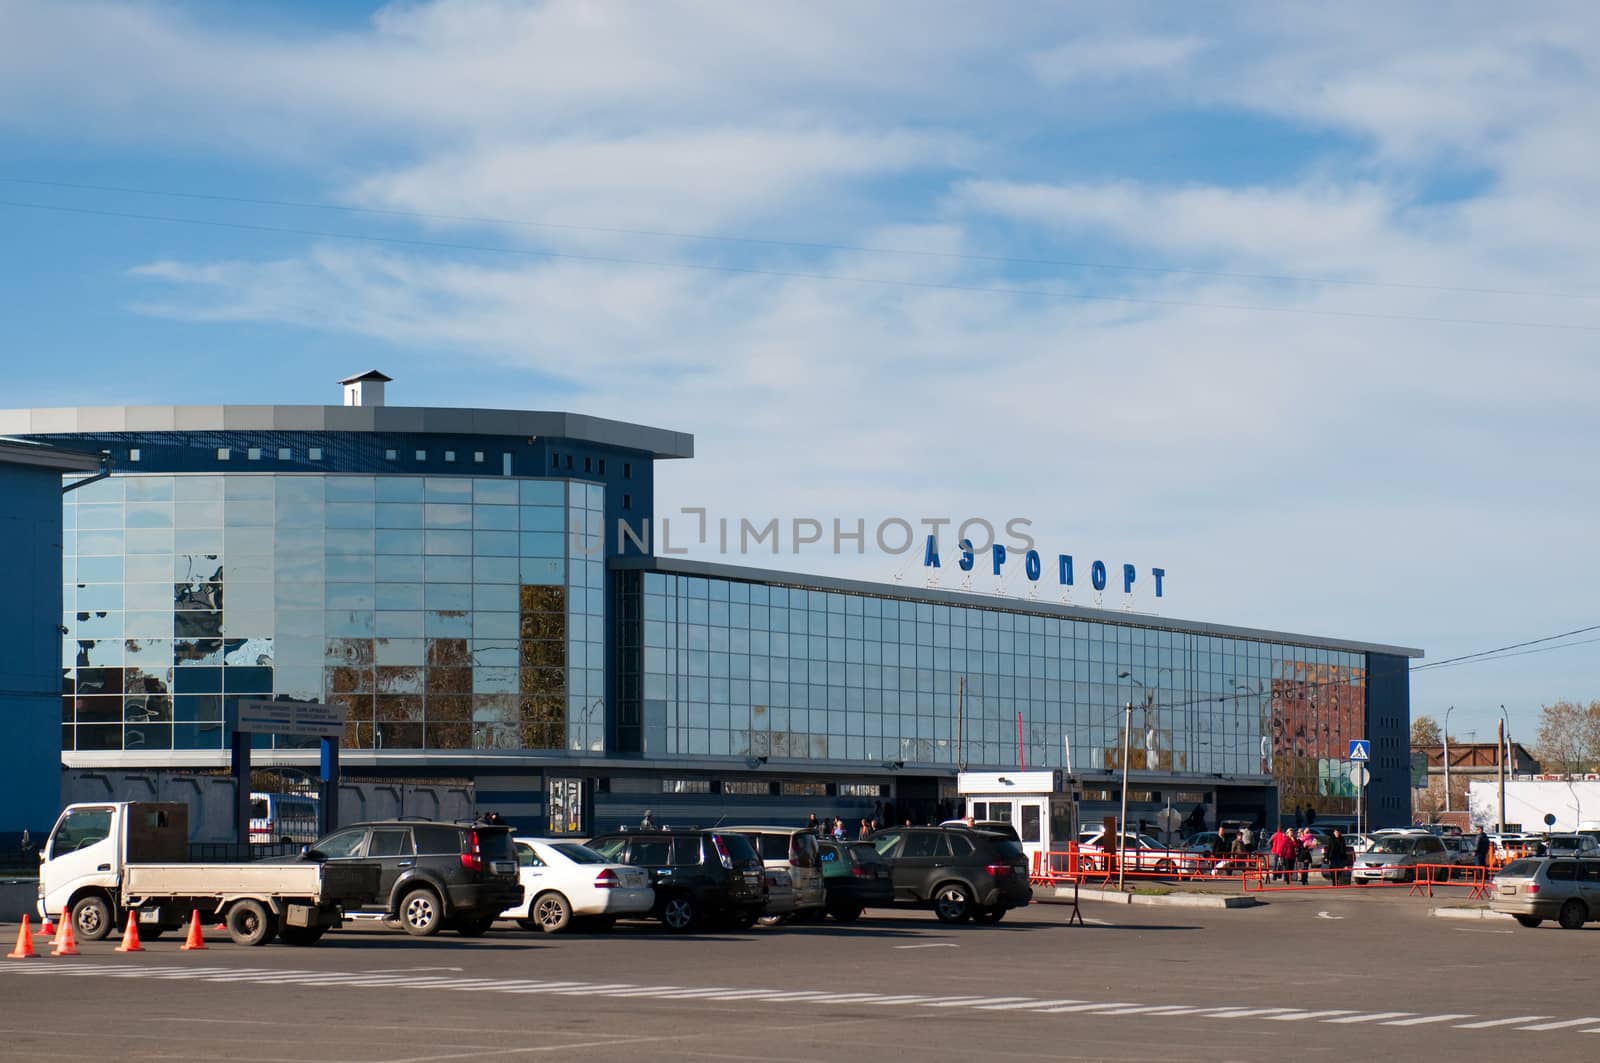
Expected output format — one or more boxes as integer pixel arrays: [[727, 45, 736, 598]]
[[1348, 739, 1370, 762]]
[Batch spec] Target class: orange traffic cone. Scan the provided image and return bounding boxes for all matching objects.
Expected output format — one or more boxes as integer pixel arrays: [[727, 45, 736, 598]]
[[37, 912, 56, 937], [180, 909, 207, 951], [6, 916, 37, 959], [51, 917, 79, 957], [115, 914, 144, 953]]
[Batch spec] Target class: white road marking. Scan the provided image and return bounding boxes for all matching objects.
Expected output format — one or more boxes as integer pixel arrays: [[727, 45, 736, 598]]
[[977, 999, 1087, 1011], [1316, 911, 1343, 920], [1323, 1012, 1415, 1024], [1456, 1016, 1552, 1029], [1517, 1018, 1600, 1031], [8, 963, 1600, 1039], [1268, 1010, 1358, 1021], [366, 966, 464, 974], [893, 943, 959, 949]]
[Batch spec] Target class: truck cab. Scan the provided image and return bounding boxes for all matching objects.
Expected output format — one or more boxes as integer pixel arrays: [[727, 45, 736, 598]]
[[40, 802, 188, 940]]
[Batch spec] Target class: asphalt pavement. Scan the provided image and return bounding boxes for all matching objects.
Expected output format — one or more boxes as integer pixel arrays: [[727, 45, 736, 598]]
[[1, 891, 1594, 1062]]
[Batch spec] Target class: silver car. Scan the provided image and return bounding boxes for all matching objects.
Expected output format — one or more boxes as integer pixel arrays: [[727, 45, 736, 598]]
[[1490, 857, 1600, 929], [1351, 833, 1451, 883], [1543, 835, 1600, 859]]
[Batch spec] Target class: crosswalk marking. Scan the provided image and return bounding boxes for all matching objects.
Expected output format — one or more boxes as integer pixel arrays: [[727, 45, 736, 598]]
[[1382, 1014, 1474, 1026], [1268, 1011, 1357, 1022], [1324, 1012, 1415, 1024], [3, 963, 1598, 1038], [1517, 1018, 1600, 1031], [1456, 1016, 1551, 1029]]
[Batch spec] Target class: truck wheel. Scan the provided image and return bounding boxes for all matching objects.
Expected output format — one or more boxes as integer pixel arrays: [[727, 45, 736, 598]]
[[400, 887, 444, 936], [71, 895, 115, 941], [277, 925, 326, 946], [933, 883, 973, 924], [532, 891, 573, 933], [1559, 899, 1588, 930], [226, 900, 278, 946]]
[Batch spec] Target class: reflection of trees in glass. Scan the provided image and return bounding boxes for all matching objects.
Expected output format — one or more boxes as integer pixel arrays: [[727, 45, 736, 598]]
[[519, 584, 568, 749]]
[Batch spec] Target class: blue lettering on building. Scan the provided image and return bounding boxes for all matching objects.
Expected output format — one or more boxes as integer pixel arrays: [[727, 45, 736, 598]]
[[922, 535, 1165, 598]]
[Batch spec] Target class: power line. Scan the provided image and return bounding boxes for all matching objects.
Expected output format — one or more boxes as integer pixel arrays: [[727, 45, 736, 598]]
[[1408, 633, 1600, 671], [1, 175, 1591, 303], [1410, 624, 1600, 671], [4, 197, 1599, 334]]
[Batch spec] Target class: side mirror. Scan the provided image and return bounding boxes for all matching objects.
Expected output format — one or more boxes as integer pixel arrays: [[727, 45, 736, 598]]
[[301, 846, 325, 862]]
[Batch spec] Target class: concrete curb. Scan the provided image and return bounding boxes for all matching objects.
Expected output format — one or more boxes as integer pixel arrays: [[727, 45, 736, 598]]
[[1429, 906, 1515, 922], [1045, 885, 1260, 909]]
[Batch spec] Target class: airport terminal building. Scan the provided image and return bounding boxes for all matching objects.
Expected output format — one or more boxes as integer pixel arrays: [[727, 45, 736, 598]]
[[1, 375, 1422, 836]]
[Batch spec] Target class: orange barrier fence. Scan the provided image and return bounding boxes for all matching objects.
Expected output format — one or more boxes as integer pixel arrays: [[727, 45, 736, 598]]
[[1242, 861, 1494, 897], [1030, 846, 1266, 886]]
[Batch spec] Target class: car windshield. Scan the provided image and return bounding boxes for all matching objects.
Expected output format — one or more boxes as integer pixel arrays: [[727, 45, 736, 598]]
[[1548, 836, 1582, 850], [550, 842, 609, 864], [1372, 837, 1415, 854], [990, 839, 1026, 861], [1499, 859, 1542, 878]]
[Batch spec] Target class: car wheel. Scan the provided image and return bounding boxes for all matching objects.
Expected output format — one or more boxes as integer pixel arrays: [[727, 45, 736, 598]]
[[226, 899, 277, 946], [660, 894, 697, 932], [1559, 899, 1588, 930], [1154, 859, 1175, 876], [532, 891, 573, 934], [1514, 915, 1543, 928], [973, 905, 1005, 925], [277, 925, 326, 946], [827, 903, 863, 923], [933, 883, 973, 924], [400, 887, 444, 937], [515, 918, 540, 931], [70, 895, 115, 942], [454, 917, 496, 937]]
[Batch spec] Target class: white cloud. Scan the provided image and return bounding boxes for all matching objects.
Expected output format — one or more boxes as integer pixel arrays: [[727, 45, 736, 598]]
[[1030, 34, 1206, 84]]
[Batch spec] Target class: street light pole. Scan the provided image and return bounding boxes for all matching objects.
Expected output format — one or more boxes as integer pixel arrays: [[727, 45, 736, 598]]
[[1443, 705, 1454, 814], [1119, 698, 1132, 891], [1498, 705, 1513, 832]]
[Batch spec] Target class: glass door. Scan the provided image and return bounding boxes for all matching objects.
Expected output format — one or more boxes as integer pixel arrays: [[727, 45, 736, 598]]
[[546, 777, 586, 835]]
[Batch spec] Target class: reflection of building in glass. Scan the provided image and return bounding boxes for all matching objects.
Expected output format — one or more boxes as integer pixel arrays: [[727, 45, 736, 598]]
[[4, 379, 1422, 832]]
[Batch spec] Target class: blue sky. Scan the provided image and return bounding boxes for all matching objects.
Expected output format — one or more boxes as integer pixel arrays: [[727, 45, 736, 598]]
[[3, 1, 1599, 749]]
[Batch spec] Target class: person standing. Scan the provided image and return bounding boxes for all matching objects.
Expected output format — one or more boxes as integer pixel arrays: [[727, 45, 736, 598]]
[[1297, 828, 1314, 885], [807, 813, 821, 836], [1475, 831, 1491, 868], [1269, 825, 1291, 882], [858, 819, 871, 840], [1325, 828, 1348, 884], [640, 810, 655, 830], [832, 817, 847, 841]]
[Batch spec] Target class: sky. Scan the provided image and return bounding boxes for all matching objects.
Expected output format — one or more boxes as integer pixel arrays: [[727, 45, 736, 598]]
[[2, 1, 1598, 750]]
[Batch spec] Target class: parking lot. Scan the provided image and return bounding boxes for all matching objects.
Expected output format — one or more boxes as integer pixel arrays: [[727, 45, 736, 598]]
[[4, 890, 1598, 1062]]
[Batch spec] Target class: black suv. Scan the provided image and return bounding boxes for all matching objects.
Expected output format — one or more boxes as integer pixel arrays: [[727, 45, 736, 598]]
[[868, 826, 1032, 924], [303, 819, 523, 938], [586, 829, 765, 931]]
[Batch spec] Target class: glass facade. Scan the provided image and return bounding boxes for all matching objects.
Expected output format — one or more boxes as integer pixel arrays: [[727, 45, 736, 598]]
[[61, 474, 605, 753], [624, 571, 1367, 794]]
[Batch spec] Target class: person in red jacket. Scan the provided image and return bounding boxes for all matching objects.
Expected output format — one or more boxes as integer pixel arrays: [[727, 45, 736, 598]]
[[1270, 827, 1294, 883]]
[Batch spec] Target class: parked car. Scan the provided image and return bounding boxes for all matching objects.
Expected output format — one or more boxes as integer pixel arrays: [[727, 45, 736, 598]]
[[759, 867, 799, 924], [816, 839, 894, 921], [869, 825, 1031, 923], [1351, 833, 1451, 883], [249, 791, 320, 845], [301, 819, 522, 937], [586, 829, 766, 931], [1491, 857, 1600, 929], [502, 837, 654, 933], [1543, 834, 1600, 859], [940, 819, 1023, 842], [1077, 830, 1177, 873], [727, 826, 825, 923]]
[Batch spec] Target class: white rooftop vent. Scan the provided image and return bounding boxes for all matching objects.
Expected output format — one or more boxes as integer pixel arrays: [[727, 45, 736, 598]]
[[339, 369, 392, 407]]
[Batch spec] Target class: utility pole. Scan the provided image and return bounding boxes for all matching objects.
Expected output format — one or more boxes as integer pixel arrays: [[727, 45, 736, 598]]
[[1498, 718, 1507, 833], [1443, 705, 1454, 814], [1118, 698, 1132, 891]]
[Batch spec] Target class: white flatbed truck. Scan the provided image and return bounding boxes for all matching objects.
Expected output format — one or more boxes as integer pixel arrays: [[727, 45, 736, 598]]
[[38, 801, 379, 946]]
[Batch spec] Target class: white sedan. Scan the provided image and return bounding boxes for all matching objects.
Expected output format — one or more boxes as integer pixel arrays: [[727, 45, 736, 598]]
[[502, 837, 655, 933]]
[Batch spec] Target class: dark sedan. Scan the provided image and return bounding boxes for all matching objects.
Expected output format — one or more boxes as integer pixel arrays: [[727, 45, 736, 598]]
[[817, 839, 894, 921]]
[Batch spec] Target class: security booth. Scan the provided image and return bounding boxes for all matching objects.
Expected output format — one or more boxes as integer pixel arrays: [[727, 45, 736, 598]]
[[958, 770, 1077, 872]]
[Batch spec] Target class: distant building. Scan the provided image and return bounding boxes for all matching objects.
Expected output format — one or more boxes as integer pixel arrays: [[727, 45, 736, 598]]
[[1414, 741, 1540, 822]]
